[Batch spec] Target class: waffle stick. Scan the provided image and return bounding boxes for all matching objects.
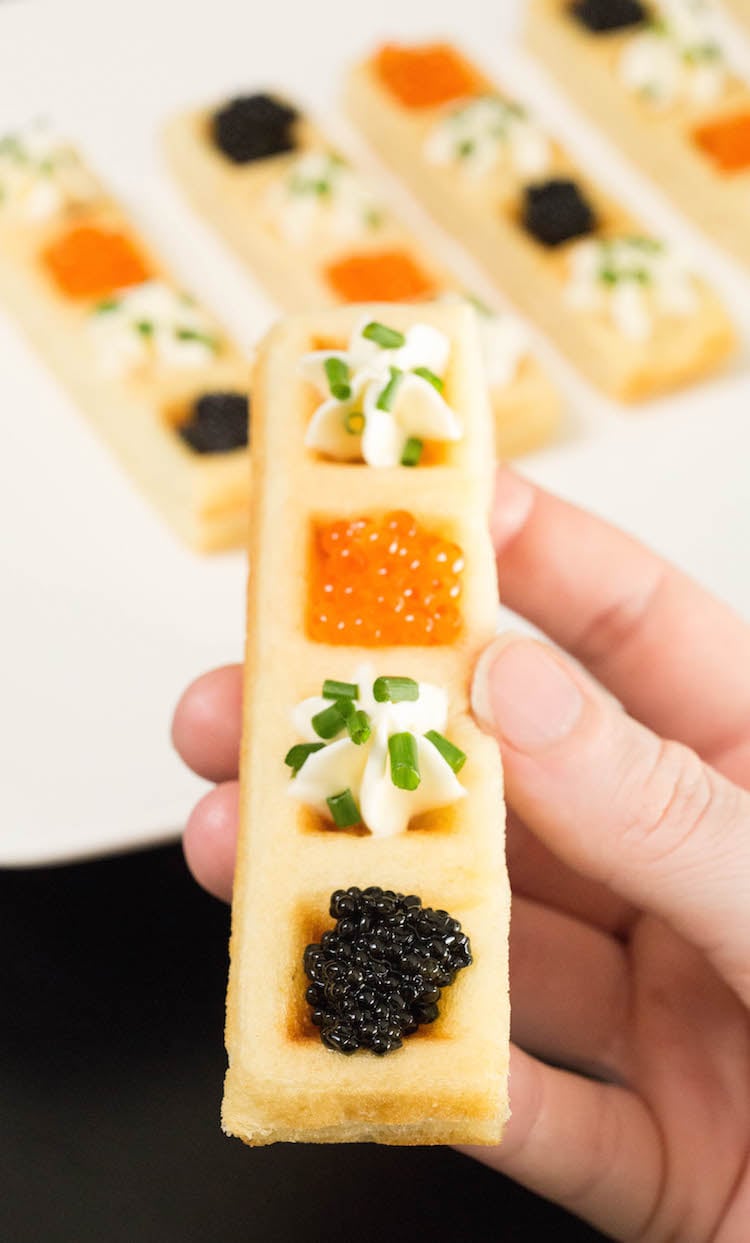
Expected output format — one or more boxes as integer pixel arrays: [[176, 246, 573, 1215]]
[[163, 97, 560, 458], [0, 134, 251, 552], [525, 0, 750, 273], [344, 42, 735, 401], [223, 301, 510, 1146]]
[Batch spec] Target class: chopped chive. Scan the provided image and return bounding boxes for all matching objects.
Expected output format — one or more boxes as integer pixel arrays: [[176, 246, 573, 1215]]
[[347, 709, 372, 746], [322, 679, 359, 701], [176, 327, 217, 348], [365, 207, 384, 229], [425, 730, 467, 774], [400, 437, 423, 468], [135, 319, 154, 337], [284, 741, 325, 775], [457, 138, 475, 158], [344, 410, 365, 435], [373, 676, 419, 704], [95, 298, 119, 314], [324, 357, 351, 401], [362, 321, 406, 349], [327, 788, 362, 828], [311, 698, 354, 740], [388, 732, 421, 791], [376, 366, 403, 412], [412, 366, 444, 393]]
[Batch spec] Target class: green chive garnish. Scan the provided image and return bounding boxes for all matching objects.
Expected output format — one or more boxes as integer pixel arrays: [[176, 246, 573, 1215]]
[[347, 709, 372, 746], [425, 730, 467, 774], [176, 327, 217, 348], [95, 298, 119, 314], [400, 437, 423, 468], [322, 679, 358, 701], [362, 321, 406, 349], [135, 319, 154, 337], [324, 357, 351, 401], [373, 676, 419, 704], [311, 698, 354, 739], [388, 732, 421, 791], [413, 366, 444, 393], [344, 410, 365, 435], [284, 742, 325, 775], [327, 788, 362, 828], [376, 366, 403, 412]]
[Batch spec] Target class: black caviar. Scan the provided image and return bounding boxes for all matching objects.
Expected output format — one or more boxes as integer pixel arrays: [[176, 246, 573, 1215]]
[[571, 0, 647, 32], [522, 178, 598, 247], [212, 94, 298, 164], [304, 887, 472, 1056], [178, 391, 249, 454]]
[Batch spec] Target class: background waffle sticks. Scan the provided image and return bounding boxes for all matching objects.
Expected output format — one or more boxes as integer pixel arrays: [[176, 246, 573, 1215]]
[[164, 91, 561, 458], [0, 120, 251, 552], [344, 40, 736, 401]]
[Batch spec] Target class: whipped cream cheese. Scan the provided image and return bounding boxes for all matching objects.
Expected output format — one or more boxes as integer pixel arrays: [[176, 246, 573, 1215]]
[[565, 236, 698, 341], [89, 280, 222, 377], [288, 668, 466, 837], [0, 120, 98, 222], [619, 0, 727, 108], [266, 150, 383, 246], [300, 316, 462, 467], [425, 95, 550, 180]]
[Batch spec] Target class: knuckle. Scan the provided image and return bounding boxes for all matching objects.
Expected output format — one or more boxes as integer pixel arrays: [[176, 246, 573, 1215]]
[[620, 738, 717, 868], [569, 567, 666, 672]]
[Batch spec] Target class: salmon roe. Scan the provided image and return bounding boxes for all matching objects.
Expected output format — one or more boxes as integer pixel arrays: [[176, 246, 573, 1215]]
[[325, 249, 438, 303], [693, 111, 750, 172], [373, 43, 481, 110], [308, 511, 464, 646], [42, 224, 151, 299]]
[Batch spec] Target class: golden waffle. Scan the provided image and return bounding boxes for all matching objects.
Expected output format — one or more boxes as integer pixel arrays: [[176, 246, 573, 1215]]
[[163, 95, 560, 458], [0, 127, 251, 552], [223, 300, 510, 1146], [344, 41, 736, 401], [525, 0, 750, 273]]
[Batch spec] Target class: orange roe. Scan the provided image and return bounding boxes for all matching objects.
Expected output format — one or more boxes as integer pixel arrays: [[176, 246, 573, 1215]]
[[42, 224, 152, 299], [693, 111, 750, 172], [308, 511, 464, 646], [373, 43, 481, 109], [325, 249, 438, 303]]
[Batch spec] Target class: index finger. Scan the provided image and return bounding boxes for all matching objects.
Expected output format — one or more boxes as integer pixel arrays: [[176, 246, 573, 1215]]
[[491, 467, 750, 782]]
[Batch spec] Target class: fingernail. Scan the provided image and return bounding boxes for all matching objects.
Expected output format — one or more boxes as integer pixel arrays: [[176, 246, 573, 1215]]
[[490, 468, 535, 554], [473, 638, 583, 751]]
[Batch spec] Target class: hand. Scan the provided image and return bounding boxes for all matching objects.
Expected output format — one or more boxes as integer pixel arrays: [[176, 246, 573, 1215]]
[[172, 467, 750, 1243]]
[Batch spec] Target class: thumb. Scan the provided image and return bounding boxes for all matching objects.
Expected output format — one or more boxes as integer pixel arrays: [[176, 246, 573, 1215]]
[[473, 634, 750, 1007]]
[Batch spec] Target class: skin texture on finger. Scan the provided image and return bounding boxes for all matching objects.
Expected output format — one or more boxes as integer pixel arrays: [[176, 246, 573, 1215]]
[[183, 780, 238, 902], [461, 1046, 663, 1241], [507, 811, 636, 937], [474, 635, 750, 1009], [491, 468, 750, 780], [172, 665, 243, 783], [510, 895, 631, 1083]]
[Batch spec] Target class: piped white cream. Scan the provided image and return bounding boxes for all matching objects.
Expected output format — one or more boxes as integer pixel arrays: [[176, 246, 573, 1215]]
[[265, 150, 383, 246], [0, 120, 98, 222], [619, 0, 727, 107], [425, 95, 551, 180], [89, 280, 222, 377], [288, 668, 466, 837], [300, 316, 462, 467], [565, 236, 699, 341]]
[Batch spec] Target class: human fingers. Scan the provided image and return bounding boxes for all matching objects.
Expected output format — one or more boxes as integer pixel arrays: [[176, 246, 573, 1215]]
[[182, 780, 239, 902], [460, 1046, 662, 1241], [172, 665, 243, 783], [509, 895, 630, 1083], [507, 812, 636, 937], [473, 634, 750, 1007], [491, 468, 750, 781]]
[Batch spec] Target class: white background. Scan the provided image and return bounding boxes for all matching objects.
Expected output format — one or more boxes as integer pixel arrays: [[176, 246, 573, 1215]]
[[1, 0, 748, 864]]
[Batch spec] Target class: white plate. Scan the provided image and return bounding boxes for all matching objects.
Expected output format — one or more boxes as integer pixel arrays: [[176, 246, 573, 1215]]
[[1, 0, 749, 866]]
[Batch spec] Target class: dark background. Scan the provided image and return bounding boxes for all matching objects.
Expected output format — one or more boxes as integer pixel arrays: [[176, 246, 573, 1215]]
[[1, 845, 607, 1242]]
